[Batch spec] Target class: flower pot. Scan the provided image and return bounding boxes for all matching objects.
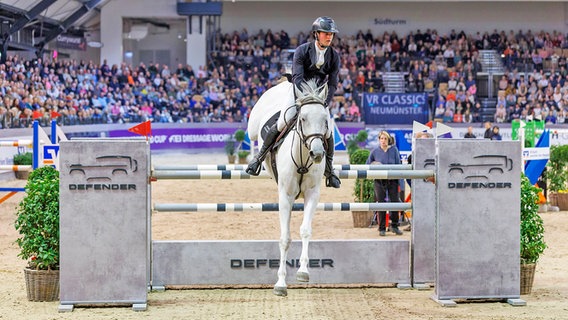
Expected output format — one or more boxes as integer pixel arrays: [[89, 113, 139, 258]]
[[227, 155, 236, 164], [15, 170, 30, 180], [238, 157, 248, 164], [352, 211, 375, 228], [556, 193, 568, 211], [548, 193, 558, 206], [520, 263, 536, 295], [24, 268, 59, 301]]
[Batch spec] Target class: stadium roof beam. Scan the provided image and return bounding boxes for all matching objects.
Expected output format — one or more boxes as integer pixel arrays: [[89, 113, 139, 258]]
[[4, 0, 58, 40], [37, 0, 103, 49], [0, 2, 61, 27]]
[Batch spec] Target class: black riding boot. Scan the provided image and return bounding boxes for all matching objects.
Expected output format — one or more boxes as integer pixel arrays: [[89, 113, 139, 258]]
[[324, 136, 341, 188], [246, 125, 280, 176]]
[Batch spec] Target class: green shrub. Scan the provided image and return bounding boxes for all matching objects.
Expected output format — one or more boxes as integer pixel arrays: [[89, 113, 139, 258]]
[[234, 129, 246, 142], [547, 144, 568, 193], [347, 129, 368, 159], [224, 136, 236, 155], [15, 166, 60, 270], [351, 148, 374, 203], [13, 152, 33, 165], [520, 173, 547, 264]]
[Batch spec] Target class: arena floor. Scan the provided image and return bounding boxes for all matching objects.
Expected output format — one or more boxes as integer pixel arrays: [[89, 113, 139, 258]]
[[0, 151, 566, 319]]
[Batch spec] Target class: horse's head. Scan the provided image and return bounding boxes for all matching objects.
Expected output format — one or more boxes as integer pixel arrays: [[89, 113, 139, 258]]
[[294, 80, 329, 164]]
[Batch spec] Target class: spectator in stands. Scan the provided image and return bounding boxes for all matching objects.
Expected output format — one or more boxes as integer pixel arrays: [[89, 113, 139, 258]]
[[490, 126, 502, 140], [483, 121, 493, 139], [464, 126, 476, 138]]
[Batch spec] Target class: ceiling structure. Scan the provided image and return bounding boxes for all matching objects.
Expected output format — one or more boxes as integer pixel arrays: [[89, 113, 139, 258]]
[[0, 0, 110, 60]]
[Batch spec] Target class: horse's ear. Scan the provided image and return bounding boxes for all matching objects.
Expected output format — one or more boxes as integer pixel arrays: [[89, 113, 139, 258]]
[[319, 84, 328, 103]]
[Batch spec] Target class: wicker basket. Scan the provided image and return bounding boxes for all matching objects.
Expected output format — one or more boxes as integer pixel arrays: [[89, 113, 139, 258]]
[[24, 268, 60, 302], [556, 193, 568, 211], [352, 211, 375, 228], [520, 263, 536, 295]]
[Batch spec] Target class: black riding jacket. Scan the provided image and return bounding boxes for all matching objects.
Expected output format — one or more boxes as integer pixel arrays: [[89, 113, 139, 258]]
[[292, 41, 340, 105]]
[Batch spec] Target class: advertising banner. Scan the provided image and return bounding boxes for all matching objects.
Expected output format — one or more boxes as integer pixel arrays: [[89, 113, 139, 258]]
[[363, 93, 429, 125], [56, 34, 86, 51], [108, 126, 363, 151]]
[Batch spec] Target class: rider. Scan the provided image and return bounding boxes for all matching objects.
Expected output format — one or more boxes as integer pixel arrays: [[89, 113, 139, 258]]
[[245, 16, 341, 188]]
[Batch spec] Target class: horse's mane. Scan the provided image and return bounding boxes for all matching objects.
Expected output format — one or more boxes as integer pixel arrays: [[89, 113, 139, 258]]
[[295, 79, 326, 106]]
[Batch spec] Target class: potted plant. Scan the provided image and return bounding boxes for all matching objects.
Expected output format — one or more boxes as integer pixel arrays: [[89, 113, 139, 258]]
[[225, 135, 237, 164], [520, 173, 547, 295], [233, 129, 249, 164], [234, 129, 246, 148], [237, 150, 250, 164], [350, 148, 375, 228], [14, 166, 60, 301], [546, 144, 568, 210], [13, 151, 33, 180]]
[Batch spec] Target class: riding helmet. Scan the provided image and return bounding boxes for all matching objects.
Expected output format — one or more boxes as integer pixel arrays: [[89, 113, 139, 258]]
[[311, 16, 339, 34]]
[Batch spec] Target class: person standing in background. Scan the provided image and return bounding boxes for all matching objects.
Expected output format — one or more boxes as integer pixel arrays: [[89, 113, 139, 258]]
[[366, 131, 403, 236]]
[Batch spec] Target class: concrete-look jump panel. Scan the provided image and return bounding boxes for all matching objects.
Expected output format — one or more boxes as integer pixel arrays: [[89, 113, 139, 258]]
[[411, 138, 436, 285], [152, 239, 410, 286], [59, 139, 149, 310], [434, 140, 521, 301]]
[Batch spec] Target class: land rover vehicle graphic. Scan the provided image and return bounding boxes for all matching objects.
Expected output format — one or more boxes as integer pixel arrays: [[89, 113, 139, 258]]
[[447, 155, 513, 180], [68, 155, 138, 181]]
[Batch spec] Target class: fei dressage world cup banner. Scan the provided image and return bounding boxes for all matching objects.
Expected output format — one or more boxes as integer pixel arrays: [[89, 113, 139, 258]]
[[363, 92, 429, 125]]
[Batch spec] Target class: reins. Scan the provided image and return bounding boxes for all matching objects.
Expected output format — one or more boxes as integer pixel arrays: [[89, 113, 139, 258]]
[[288, 98, 328, 191]]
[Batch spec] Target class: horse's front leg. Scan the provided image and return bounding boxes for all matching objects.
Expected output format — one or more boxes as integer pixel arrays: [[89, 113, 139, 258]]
[[274, 193, 294, 296], [297, 187, 320, 283]]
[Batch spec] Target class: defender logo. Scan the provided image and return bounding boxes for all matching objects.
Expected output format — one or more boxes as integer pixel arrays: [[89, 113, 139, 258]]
[[67, 155, 138, 191], [69, 155, 138, 182], [447, 154, 513, 189], [448, 155, 512, 180]]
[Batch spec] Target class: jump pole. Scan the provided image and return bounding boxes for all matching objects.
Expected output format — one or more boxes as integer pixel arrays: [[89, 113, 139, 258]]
[[153, 202, 412, 212], [152, 169, 434, 180], [153, 164, 413, 171]]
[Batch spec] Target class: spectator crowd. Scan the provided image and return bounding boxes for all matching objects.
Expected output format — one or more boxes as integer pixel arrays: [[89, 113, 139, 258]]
[[1, 26, 568, 129]]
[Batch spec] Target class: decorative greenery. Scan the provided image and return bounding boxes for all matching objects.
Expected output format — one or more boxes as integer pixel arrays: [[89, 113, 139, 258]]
[[224, 135, 237, 156], [238, 150, 250, 159], [351, 148, 374, 203], [15, 166, 60, 270], [547, 144, 568, 193], [520, 173, 547, 264], [13, 152, 33, 166], [347, 129, 368, 158], [234, 129, 246, 143]]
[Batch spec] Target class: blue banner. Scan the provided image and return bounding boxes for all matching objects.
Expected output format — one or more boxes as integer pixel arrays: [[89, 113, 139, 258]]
[[363, 93, 429, 125]]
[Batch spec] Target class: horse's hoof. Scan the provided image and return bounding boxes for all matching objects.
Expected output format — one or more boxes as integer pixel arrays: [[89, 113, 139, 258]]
[[273, 286, 287, 296], [296, 271, 309, 282]]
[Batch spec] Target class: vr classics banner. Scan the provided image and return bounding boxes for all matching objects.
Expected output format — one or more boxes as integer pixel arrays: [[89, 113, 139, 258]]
[[363, 92, 429, 125]]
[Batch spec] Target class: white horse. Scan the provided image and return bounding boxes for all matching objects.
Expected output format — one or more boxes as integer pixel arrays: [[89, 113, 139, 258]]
[[247, 79, 331, 296]]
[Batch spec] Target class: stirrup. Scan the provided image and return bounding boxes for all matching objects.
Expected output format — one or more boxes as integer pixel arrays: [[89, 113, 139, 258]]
[[325, 174, 341, 188], [245, 158, 263, 176]]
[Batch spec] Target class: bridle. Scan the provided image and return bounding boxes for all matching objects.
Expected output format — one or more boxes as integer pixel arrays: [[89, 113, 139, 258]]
[[288, 97, 328, 176]]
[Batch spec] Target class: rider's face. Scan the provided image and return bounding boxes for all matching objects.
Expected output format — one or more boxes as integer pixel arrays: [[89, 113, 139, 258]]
[[316, 31, 334, 48]]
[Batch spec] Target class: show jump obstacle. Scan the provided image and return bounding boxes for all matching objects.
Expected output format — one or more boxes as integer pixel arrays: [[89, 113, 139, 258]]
[[58, 138, 524, 311], [0, 121, 66, 203]]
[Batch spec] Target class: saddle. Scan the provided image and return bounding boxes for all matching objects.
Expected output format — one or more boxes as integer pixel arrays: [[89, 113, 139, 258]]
[[260, 111, 296, 183]]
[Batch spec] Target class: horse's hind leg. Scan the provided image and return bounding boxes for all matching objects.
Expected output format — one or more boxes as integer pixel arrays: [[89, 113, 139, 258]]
[[274, 199, 292, 296], [297, 190, 319, 283]]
